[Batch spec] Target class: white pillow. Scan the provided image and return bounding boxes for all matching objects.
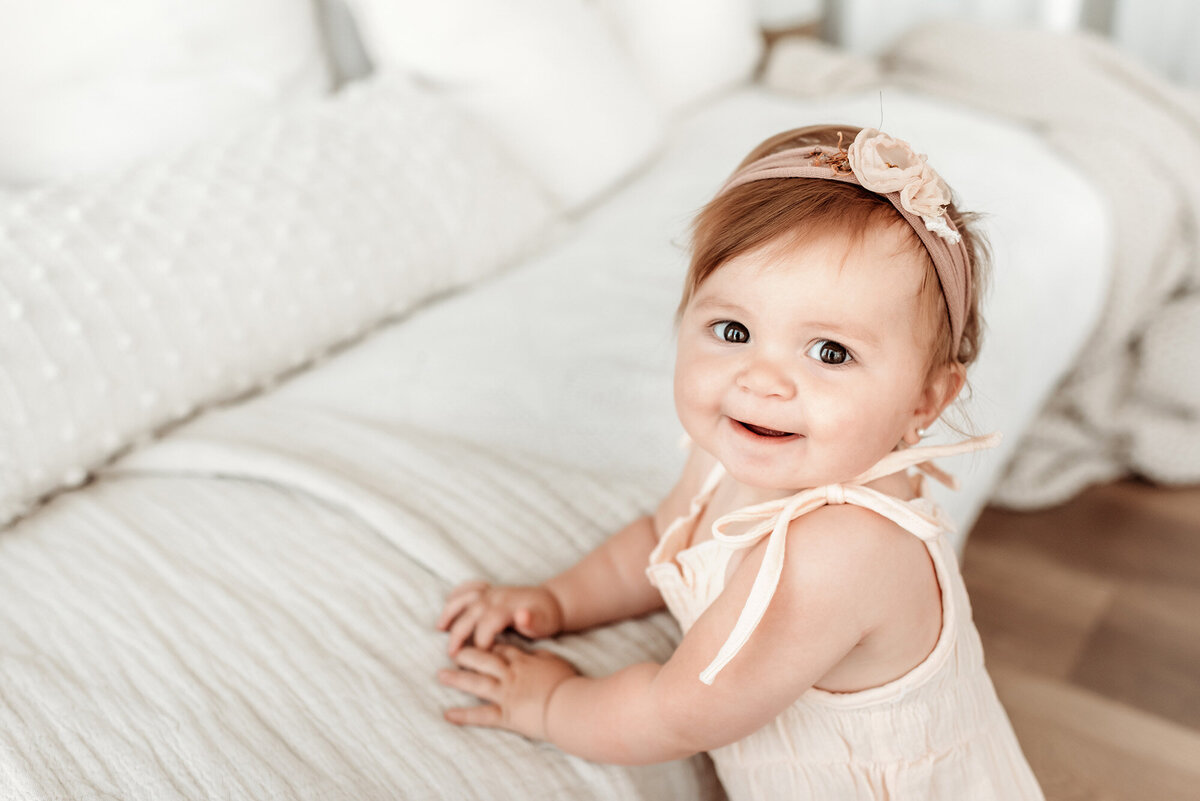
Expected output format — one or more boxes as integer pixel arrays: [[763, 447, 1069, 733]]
[[0, 74, 557, 528], [594, 0, 763, 114], [341, 0, 665, 212], [0, 0, 331, 187]]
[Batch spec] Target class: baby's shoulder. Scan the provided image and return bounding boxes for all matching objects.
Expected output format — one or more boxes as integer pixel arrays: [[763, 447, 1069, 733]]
[[790, 500, 913, 545], [780, 502, 934, 596], [767, 503, 944, 692]]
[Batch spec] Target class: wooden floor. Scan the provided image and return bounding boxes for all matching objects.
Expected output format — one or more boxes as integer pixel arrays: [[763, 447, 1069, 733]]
[[963, 479, 1200, 801]]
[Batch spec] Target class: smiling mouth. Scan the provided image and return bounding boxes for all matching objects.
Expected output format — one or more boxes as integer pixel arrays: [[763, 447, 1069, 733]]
[[736, 420, 797, 438]]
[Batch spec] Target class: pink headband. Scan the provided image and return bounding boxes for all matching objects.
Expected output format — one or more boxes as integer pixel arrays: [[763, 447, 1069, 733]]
[[716, 128, 971, 355]]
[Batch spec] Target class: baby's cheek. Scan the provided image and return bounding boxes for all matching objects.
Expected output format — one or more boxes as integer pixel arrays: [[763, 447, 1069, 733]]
[[673, 365, 721, 443], [674, 351, 715, 404], [807, 395, 886, 465], [844, 418, 907, 473], [673, 379, 709, 434], [804, 389, 858, 433]]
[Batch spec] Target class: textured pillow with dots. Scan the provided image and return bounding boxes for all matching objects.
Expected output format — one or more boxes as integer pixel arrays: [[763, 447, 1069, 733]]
[[0, 74, 556, 526]]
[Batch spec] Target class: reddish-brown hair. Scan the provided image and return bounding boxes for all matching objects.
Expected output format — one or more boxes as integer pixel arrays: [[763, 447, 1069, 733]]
[[681, 124, 990, 374]]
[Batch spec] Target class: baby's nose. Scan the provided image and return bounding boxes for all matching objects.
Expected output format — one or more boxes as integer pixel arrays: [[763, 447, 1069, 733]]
[[736, 357, 795, 399]]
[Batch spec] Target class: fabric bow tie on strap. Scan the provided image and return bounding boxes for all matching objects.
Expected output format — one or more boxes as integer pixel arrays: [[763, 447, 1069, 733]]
[[697, 432, 1003, 685]]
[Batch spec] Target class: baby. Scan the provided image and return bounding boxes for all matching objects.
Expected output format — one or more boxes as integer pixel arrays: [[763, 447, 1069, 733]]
[[436, 124, 1044, 799]]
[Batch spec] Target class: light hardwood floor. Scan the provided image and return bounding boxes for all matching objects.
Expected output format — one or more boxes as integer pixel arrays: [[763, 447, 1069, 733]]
[[963, 479, 1200, 801]]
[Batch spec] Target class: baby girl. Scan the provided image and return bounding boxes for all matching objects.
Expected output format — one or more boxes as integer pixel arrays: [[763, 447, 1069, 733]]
[[435, 124, 1044, 800]]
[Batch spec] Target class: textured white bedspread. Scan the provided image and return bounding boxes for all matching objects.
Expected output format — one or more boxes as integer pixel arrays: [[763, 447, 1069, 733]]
[[0, 87, 1106, 799], [3, 421, 710, 800]]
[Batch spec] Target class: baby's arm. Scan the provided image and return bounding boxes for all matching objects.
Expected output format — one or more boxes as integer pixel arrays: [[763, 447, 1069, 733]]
[[437, 446, 717, 655], [440, 504, 896, 763]]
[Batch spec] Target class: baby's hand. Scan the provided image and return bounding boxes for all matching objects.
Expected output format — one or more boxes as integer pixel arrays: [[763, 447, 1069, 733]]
[[438, 643, 579, 741], [436, 581, 564, 656]]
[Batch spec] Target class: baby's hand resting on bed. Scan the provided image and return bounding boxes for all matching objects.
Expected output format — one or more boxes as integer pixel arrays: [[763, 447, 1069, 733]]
[[438, 643, 579, 740], [437, 581, 564, 656]]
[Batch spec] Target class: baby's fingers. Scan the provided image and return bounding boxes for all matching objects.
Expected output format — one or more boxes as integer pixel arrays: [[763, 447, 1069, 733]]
[[446, 603, 487, 656], [440, 648, 509, 729], [437, 667, 500, 704], [472, 607, 518, 651], [437, 582, 488, 631], [444, 703, 502, 728]]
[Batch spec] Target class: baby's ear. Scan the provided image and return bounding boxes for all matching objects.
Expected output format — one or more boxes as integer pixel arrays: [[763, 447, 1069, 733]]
[[921, 361, 966, 422]]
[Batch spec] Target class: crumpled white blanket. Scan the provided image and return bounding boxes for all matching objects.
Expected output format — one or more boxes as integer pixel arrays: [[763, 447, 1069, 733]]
[[765, 21, 1200, 508]]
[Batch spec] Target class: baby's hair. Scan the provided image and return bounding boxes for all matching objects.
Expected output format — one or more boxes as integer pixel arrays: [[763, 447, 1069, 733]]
[[681, 124, 991, 380]]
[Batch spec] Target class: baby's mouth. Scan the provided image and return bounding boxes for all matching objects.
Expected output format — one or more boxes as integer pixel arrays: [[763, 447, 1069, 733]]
[[737, 420, 796, 438]]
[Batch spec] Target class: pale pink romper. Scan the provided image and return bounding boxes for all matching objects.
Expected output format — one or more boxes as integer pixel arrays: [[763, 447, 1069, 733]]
[[646, 434, 1044, 800]]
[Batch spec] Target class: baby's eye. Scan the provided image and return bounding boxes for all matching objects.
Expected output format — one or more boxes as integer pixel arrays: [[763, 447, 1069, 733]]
[[807, 339, 852, 366], [712, 321, 750, 344]]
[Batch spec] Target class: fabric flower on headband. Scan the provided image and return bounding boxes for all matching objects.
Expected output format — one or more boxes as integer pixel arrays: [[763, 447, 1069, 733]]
[[847, 128, 961, 244]]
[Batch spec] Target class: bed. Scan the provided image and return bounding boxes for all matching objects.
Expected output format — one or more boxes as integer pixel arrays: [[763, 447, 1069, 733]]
[[0, 2, 1116, 798]]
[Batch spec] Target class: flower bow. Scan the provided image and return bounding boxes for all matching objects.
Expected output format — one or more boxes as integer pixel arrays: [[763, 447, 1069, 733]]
[[847, 128, 960, 244]]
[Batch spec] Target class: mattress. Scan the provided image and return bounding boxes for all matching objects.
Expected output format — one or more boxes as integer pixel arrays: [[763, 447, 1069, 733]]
[[0, 86, 1108, 799]]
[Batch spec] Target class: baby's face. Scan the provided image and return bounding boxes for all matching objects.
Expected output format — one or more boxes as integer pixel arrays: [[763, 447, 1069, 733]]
[[675, 224, 940, 493]]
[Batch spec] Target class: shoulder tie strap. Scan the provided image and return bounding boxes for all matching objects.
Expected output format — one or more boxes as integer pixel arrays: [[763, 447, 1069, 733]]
[[650, 461, 726, 566], [849, 432, 1002, 489], [696, 432, 1001, 685]]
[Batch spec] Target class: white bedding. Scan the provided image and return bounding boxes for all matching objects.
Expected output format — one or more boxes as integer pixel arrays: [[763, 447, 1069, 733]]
[[3, 427, 711, 800], [0, 87, 1107, 799]]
